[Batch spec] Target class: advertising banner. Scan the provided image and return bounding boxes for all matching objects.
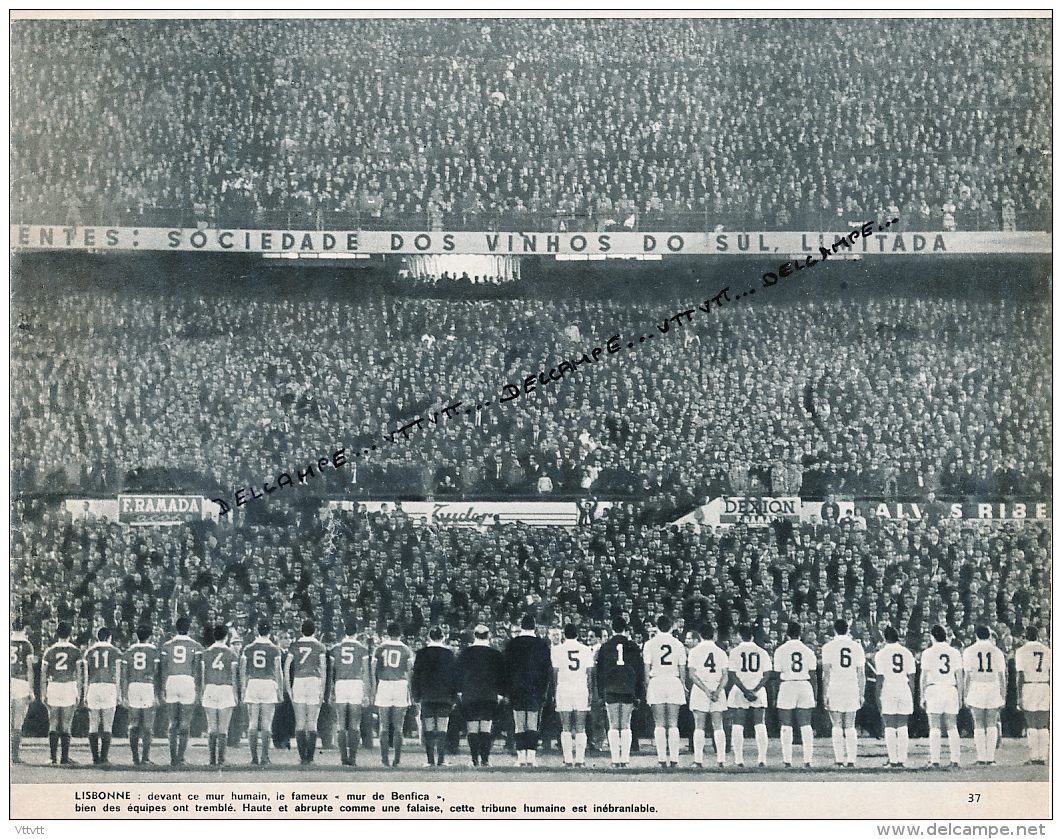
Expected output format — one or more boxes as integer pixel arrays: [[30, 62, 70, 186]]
[[855, 499, 1051, 521], [329, 500, 612, 527], [117, 494, 210, 526]]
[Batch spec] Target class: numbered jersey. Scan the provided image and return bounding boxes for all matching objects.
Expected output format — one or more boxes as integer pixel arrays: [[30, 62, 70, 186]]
[[595, 636, 644, 697], [1015, 641, 1050, 684], [331, 639, 369, 681], [874, 642, 916, 687], [85, 642, 122, 684], [920, 642, 963, 687], [774, 639, 816, 682], [373, 640, 413, 681], [643, 632, 686, 679], [963, 640, 1005, 685], [11, 636, 34, 680], [203, 644, 237, 686], [551, 639, 594, 688], [243, 639, 281, 680], [42, 641, 81, 683], [728, 641, 772, 691], [161, 635, 204, 678], [122, 643, 160, 685], [688, 640, 728, 692], [288, 637, 327, 679], [822, 635, 865, 687]]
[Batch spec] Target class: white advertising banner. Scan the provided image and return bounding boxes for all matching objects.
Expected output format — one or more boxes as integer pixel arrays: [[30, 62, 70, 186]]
[[330, 499, 612, 527]]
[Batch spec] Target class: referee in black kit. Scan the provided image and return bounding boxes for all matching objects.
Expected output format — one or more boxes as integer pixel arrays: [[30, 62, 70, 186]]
[[457, 624, 506, 767], [412, 626, 459, 767], [505, 614, 553, 767]]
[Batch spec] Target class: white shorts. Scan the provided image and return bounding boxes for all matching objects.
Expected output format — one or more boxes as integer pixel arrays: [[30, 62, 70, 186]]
[[86, 682, 118, 710], [164, 674, 197, 705], [127, 682, 157, 709], [334, 679, 366, 705], [555, 685, 590, 713], [826, 682, 861, 713], [727, 685, 768, 709], [375, 679, 409, 708], [646, 676, 686, 706], [244, 678, 278, 705], [292, 676, 323, 705], [966, 681, 1004, 710], [201, 684, 236, 709], [1022, 683, 1050, 713], [777, 680, 815, 710], [11, 679, 31, 702], [879, 683, 913, 716], [924, 683, 959, 716], [46, 681, 79, 708], [689, 685, 728, 713]]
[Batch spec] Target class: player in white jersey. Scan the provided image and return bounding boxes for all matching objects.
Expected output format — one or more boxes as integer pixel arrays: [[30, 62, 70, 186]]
[[919, 625, 964, 767], [551, 624, 595, 766], [726, 624, 772, 767], [773, 621, 817, 768], [874, 627, 916, 767], [962, 626, 1007, 765], [821, 619, 865, 766], [1015, 626, 1050, 765], [684, 624, 728, 767], [642, 615, 687, 767]]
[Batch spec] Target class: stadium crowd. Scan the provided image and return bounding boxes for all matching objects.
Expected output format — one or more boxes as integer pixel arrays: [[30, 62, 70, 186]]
[[12, 290, 1052, 505], [11, 17, 1051, 231]]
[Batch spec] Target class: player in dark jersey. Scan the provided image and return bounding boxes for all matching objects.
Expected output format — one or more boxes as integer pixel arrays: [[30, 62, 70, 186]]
[[11, 619, 36, 765], [412, 626, 459, 767], [41, 622, 82, 765], [285, 619, 327, 765], [160, 616, 205, 767], [202, 625, 239, 766], [83, 627, 122, 765], [504, 614, 553, 767], [372, 623, 414, 767], [457, 624, 506, 767], [595, 615, 645, 768], [240, 619, 283, 765], [121, 625, 160, 766], [330, 616, 370, 766]]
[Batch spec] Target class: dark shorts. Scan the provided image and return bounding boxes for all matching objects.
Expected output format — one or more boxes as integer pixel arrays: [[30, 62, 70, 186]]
[[462, 698, 497, 721], [509, 694, 544, 713], [420, 701, 452, 719], [603, 692, 637, 706]]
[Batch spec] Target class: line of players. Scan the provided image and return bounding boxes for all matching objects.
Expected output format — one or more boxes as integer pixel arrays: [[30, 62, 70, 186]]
[[10, 614, 1050, 769]]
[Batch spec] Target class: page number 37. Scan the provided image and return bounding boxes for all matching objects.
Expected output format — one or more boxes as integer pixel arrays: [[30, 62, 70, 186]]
[[968, 794, 980, 803]]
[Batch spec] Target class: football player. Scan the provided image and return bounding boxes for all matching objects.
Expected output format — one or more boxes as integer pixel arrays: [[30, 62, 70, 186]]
[[240, 619, 283, 765], [726, 624, 773, 767], [595, 616, 644, 768], [330, 616, 370, 766], [372, 623, 414, 767], [963, 625, 1007, 765], [41, 622, 82, 765], [643, 615, 687, 767], [773, 621, 817, 768], [457, 624, 506, 767], [874, 626, 916, 767], [919, 624, 963, 767], [552, 624, 595, 767], [505, 614, 552, 767], [82, 627, 122, 765], [412, 625, 458, 766], [821, 618, 865, 767], [160, 616, 204, 767], [121, 624, 160, 766], [10, 619, 35, 765], [286, 619, 327, 765], [202, 625, 238, 766], [685, 624, 729, 768], [1015, 626, 1050, 765]]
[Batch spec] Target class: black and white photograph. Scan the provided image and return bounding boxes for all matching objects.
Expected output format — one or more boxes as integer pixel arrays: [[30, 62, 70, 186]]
[[8, 10, 1052, 826]]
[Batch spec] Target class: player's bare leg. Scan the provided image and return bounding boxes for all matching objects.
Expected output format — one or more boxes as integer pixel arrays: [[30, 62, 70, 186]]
[[709, 711, 727, 766], [129, 707, 155, 765], [559, 710, 575, 766], [749, 707, 767, 766], [466, 717, 493, 767], [730, 708, 751, 767], [166, 702, 190, 767], [88, 706, 116, 765], [11, 695, 30, 764], [519, 709, 540, 766], [882, 713, 911, 767], [971, 707, 999, 765], [206, 707, 220, 765], [337, 703, 362, 766], [663, 703, 681, 766], [829, 709, 856, 766], [1024, 710, 1049, 765], [778, 708, 795, 767], [420, 711, 440, 767], [49, 705, 77, 765], [389, 706, 406, 766], [294, 703, 320, 764], [795, 708, 813, 767], [651, 703, 678, 766], [605, 702, 634, 767]]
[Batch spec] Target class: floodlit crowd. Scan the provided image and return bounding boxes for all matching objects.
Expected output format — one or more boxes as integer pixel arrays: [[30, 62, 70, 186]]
[[11, 17, 1051, 231]]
